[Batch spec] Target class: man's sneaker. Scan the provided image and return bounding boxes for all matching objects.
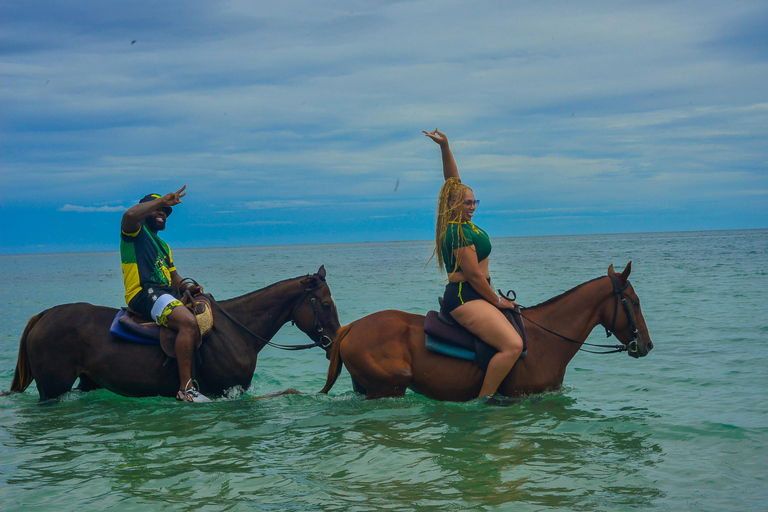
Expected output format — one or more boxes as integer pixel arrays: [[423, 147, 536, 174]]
[[176, 388, 211, 402], [175, 380, 211, 403]]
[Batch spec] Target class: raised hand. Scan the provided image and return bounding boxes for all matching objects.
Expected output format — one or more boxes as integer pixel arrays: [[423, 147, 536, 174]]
[[162, 185, 187, 207], [423, 129, 449, 147]]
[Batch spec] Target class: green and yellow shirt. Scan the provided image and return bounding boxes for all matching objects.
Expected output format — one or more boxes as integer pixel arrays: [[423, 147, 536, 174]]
[[120, 225, 176, 305], [441, 221, 492, 273]]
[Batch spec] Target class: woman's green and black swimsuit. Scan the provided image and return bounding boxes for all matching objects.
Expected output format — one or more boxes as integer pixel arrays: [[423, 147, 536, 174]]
[[441, 221, 493, 312]]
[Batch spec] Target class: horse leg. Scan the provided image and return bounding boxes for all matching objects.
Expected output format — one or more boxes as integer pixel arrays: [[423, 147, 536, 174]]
[[340, 316, 418, 399], [23, 309, 93, 400], [345, 352, 413, 399], [34, 365, 80, 401], [251, 389, 303, 400], [31, 335, 81, 400], [74, 374, 102, 392], [351, 378, 367, 395]]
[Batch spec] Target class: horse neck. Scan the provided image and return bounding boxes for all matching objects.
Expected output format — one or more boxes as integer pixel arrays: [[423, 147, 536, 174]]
[[525, 276, 613, 368], [218, 278, 305, 350]]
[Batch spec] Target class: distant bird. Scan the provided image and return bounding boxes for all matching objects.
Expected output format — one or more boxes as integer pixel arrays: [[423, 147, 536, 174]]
[[131, 40, 136, 45], [394, 178, 400, 192]]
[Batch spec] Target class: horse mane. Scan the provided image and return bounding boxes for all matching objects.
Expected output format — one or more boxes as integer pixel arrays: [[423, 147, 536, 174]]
[[524, 275, 605, 310], [221, 274, 307, 304]]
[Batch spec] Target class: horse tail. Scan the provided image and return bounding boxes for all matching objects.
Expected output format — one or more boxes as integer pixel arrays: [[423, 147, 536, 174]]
[[9, 312, 43, 393], [319, 324, 352, 394]]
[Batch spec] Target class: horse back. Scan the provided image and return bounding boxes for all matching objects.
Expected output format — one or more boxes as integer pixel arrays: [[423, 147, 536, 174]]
[[341, 310, 485, 400], [24, 302, 134, 372], [22, 303, 178, 398], [346, 310, 426, 351]]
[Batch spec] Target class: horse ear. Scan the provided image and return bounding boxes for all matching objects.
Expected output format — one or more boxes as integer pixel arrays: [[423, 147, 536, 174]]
[[317, 265, 326, 281], [619, 261, 632, 285], [607, 264, 616, 276]]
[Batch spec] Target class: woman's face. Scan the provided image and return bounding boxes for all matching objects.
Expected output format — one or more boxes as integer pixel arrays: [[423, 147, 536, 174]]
[[450, 188, 477, 222], [461, 189, 477, 222]]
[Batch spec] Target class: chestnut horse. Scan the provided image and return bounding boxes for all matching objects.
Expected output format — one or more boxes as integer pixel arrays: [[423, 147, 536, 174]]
[[9, 266, 340, 401], [320, 263, 652, 401]]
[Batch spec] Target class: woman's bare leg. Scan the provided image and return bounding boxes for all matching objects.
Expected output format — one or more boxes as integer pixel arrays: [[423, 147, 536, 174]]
[[450, 300, 524, 397]]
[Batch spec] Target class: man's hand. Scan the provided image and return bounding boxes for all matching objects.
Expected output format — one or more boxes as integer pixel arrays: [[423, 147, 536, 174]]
[[162, 185, 187, 207], [187, 283, 204, 296]]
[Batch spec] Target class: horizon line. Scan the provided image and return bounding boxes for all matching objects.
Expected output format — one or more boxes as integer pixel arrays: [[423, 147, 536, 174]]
[[2, 227, 765, 258]]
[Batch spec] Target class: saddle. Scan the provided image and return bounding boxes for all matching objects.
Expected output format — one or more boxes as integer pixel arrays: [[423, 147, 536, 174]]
[[423, 297, 528, 371], [109, 294, 214, 358]]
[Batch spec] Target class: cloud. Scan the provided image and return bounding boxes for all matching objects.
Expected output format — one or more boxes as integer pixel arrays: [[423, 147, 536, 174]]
[[191, 220, 294, 227], [1, 1, 766, 253], [242, 200, 324, 210], [59, 204, 126, 213]]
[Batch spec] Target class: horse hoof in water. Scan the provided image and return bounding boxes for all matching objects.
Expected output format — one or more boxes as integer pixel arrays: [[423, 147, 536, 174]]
[[484, 394, 521, 407], [252, 388, 303, 400]]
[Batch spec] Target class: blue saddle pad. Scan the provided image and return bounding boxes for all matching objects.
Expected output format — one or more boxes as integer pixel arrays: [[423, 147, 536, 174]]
[[423, 309, 528, 370], [109, 309, 161, 345], [425, 334, 476, 361], [423, 310, 497, 370]]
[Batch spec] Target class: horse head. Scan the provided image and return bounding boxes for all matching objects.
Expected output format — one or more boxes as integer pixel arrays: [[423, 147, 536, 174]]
[[605, 262, 653, 358], [290, 265, 342, 355]]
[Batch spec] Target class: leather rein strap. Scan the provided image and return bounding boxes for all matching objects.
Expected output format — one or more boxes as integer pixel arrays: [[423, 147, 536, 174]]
[[205, 278, 332, 351], [518, 275, 636, 355]]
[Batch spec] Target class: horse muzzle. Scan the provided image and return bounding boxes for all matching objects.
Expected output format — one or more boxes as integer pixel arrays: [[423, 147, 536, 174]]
[[627, 337, 653, 358]]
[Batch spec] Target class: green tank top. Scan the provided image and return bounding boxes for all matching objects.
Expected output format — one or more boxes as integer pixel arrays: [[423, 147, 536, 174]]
[[441, 221, 492, 273]]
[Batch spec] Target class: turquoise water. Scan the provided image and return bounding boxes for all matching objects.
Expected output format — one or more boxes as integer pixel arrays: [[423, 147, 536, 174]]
[[1, 230, 766, 511]]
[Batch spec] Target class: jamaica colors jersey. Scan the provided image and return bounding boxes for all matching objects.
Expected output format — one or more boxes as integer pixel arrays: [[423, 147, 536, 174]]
[[120, 225, 176, 305], [441, 221, 492, 274]]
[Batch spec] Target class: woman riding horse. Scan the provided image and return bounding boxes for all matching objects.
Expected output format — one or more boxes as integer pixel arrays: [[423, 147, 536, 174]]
[[424, 129, 524, 398]]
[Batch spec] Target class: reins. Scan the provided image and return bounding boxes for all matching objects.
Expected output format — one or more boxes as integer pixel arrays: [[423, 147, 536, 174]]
[[194, 277, 332, 352], [518, 311, 627, 354], [515, 275, 637, 355]]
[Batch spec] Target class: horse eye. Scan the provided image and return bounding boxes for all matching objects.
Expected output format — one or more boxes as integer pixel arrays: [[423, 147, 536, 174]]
[[632, 300, 640, 307]]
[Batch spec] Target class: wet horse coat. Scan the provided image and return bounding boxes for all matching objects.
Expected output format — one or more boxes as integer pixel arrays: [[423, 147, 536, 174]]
[[321, 264, 653, 401], [10, 267, 341, 400]]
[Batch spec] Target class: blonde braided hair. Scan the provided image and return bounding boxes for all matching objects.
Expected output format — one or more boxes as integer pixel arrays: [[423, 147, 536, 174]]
[[428, 177, 472, 275]]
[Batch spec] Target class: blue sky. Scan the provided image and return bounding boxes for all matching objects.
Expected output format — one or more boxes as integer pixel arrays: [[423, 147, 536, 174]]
[[1, 0, 766, 254]]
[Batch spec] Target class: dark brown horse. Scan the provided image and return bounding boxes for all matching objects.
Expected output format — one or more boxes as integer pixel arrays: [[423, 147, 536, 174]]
[[9, 266, 341, 401], [320, 263, 652, 401]]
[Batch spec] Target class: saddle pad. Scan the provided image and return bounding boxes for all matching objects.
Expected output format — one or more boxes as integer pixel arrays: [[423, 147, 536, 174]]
[[425, 334, 476, 361], [423, 310, 497, 370], [109, 309, 161, 345], [423, 310, 527, 371], [423, 310, 477, 350]]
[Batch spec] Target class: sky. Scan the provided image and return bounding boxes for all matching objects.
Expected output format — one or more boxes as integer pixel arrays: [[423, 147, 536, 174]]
[[1, 0, 767, 254]]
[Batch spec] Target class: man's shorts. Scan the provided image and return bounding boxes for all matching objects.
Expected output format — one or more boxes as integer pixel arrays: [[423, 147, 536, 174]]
[[129, 287, 183, 328]]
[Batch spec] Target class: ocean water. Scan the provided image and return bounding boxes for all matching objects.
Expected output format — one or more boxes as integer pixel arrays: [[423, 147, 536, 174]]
[[0, 230, 766, 511]]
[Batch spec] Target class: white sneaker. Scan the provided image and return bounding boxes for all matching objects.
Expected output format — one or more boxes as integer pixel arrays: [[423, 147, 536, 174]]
[[175, 380, 211, 403]]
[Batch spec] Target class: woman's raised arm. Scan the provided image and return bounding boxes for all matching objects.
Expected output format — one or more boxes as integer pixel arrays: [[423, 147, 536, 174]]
[[423, 129, 459, 181]]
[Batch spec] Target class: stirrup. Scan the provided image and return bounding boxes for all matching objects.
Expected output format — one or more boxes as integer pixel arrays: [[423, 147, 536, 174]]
[[175, 379, 211, 403]]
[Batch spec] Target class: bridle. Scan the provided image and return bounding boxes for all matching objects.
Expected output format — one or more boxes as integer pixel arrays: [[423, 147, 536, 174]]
[[286, 280, 334, 350], [604, 274, 640, 355], [211, 276, 335, 352], [518, 274, 639, 355]]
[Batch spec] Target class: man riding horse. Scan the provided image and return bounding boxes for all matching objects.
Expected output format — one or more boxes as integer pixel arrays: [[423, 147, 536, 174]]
[[120, 185, 209, 403]]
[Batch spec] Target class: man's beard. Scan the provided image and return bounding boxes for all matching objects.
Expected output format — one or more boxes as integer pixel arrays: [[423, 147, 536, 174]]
[[144, 216, 165, 232]]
